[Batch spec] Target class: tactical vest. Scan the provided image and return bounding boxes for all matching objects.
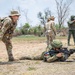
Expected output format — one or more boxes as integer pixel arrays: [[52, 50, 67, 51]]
[[0, 17, 17, 39], [4, 17, 17, 34], [68, 21, 75, 30]]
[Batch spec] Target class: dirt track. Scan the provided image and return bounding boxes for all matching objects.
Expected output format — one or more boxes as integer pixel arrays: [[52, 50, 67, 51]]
[[0, 38, 75, 75]]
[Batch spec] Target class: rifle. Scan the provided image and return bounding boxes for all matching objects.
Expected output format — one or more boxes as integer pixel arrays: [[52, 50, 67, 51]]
[[43, 48, 75, 62], [49, 48, 75, 57]]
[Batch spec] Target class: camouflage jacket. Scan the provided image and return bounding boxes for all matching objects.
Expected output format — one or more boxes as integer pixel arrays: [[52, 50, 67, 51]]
[[1, 17, 17, 39], [67, 20, 75, 30], [43, 49, 65, 63], [45, 20, 56, 35]]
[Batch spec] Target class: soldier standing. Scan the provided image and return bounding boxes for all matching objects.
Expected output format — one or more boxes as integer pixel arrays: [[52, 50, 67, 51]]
[[67, 15, 75, 46], [1, 10, 20, 61], [45, 16, 56, 48]]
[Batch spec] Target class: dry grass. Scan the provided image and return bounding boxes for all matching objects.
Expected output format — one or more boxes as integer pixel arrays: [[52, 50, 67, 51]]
[[0, 36, 75, 75]]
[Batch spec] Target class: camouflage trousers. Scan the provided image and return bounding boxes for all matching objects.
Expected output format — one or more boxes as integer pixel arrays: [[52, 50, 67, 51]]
[[20, 52, 70, 62], [2, 35, 14, 61], [20, 51, 46, 60], [20, 55, 43, 60], [46, 31, 55, 47]]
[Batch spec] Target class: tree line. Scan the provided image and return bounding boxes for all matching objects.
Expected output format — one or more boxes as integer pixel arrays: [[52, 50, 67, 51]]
[[0, 0, 73, 37], [14, 23, 44, 37], [14, 23, 68, 37]]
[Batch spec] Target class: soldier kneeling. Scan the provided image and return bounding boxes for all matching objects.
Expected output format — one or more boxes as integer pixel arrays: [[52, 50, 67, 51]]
[[20, 40, 75, 62]]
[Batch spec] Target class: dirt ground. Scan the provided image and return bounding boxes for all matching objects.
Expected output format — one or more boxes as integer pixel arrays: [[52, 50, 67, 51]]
[[0, 38, 75, 75]]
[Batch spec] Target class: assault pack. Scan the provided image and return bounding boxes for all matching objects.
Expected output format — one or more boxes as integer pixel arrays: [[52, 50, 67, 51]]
[[0, 18, 4, 29], [0, 17, 6, 30]]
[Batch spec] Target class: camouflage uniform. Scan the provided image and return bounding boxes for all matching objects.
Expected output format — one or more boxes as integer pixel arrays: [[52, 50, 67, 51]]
[[20, 40, 74, 62], [45, 16, 56, 47], [67, 15, 75, 46], [0, 11, 20, 61]]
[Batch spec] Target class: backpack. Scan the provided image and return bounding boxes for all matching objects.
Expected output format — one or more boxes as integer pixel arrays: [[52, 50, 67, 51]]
[[0, 17, 6, 30]]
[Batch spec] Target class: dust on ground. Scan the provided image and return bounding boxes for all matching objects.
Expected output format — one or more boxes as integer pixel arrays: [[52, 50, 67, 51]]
[[0, 38, 75, 75]]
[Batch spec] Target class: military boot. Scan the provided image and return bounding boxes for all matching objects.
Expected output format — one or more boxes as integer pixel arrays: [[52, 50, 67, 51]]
[[20, 56, 32, 60], [8, 54, 15, 61], [7, 49, 15, 61]]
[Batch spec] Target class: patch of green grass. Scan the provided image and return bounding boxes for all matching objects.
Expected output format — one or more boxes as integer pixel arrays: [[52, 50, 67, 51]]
[[27, 67, 36, 71], [35, 61, 40, 64], [56, 36, 67, 39], [0, 73, 4, 75], [11, 35, 67, 42], [16, 35, 36, 38], [13, 35, 45, 41]]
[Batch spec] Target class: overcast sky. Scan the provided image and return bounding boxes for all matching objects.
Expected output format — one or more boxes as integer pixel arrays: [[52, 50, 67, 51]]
[[0, 0, 75, 27]]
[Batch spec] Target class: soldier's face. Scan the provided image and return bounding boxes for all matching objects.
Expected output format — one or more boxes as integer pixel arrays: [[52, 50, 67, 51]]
[[54, 48, 60, 51], [52, 18, 55, 21], [12, 15, 19, 23]]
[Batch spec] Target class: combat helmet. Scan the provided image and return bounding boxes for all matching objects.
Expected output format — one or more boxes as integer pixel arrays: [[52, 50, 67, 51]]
[[51, 40, 63, 48]]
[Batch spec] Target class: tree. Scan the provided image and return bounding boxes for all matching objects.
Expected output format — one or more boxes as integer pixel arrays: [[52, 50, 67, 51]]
[[21, 23, 30, 35], [28, 27, 34, 35], [37, 8, 52, 31], [37, 25, 43, 36], [33, 25, 44, 36], [17, 6, 32, 24], [55, 0, 73, 28]]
